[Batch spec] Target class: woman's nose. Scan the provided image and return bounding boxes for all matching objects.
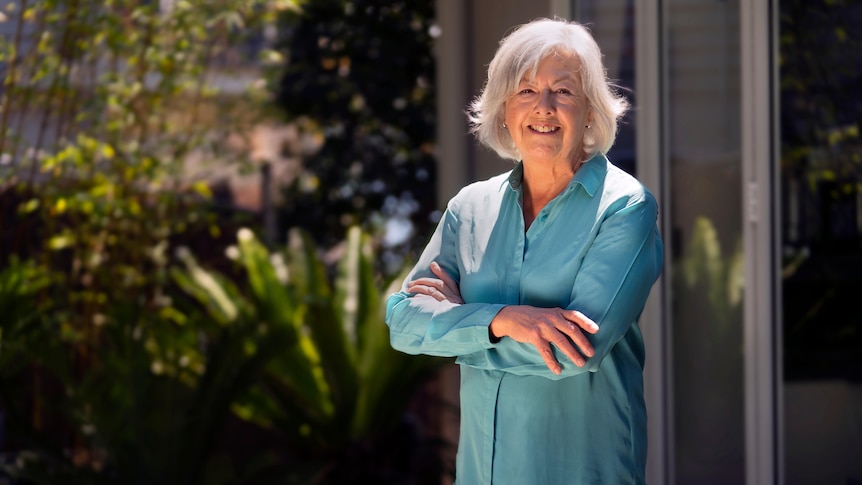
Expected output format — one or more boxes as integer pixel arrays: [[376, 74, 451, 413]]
[[534, 90, 555, 115]]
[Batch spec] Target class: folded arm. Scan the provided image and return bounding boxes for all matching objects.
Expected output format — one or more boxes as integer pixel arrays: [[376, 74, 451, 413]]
[[385, 194, 663, 379], [409, 262, 599, 374], [458, 197, 664, 379], [384, 209, 506, 357]]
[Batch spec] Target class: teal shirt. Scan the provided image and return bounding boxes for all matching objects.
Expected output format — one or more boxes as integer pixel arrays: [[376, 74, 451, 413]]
[[385, 154, 663, 485]]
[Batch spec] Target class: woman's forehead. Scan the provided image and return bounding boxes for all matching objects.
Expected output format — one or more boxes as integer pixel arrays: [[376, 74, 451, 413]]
[[519, 53, 582, 83]]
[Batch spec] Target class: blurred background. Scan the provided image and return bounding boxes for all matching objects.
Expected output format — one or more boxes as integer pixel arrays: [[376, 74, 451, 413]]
[[1, 0, 860, 484]]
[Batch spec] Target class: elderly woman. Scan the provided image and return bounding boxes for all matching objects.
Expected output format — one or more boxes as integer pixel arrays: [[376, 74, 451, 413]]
[[385, 17, 663, 485]]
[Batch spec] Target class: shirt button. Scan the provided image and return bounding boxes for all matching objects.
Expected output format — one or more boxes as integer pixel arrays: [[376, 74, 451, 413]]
[[540, 214, 548, 221]]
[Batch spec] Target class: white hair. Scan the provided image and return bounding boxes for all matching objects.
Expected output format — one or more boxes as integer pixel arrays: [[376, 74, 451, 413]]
[[468, 17, 629, 161]]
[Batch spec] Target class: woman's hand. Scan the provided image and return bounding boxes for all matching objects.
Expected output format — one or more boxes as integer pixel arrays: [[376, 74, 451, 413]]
[[489, 306, 598, 374], [406, 261, 464, 304]]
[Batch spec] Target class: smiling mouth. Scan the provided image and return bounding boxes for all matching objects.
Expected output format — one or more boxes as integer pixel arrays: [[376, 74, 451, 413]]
[[528, 125, 559, 133]]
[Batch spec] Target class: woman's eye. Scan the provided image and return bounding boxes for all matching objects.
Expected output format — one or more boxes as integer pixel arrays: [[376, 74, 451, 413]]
[[519, 89, 534, 94], [556, 88, 572, 95]]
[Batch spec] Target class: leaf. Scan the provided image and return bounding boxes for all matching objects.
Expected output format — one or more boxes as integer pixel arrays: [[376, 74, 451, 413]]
[[172, 248, 240, 325], [192, 180, 212, 199], [235, 228, 334, 418], [18, 198, 40, 214], [48, 231, 76, 250]]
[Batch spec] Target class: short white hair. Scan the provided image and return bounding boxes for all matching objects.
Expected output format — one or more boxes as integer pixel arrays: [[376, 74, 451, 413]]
[[468, 17, 629, 161]]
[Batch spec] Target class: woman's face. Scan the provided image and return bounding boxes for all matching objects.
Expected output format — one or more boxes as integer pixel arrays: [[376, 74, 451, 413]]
[[503, 53, 591, 167]]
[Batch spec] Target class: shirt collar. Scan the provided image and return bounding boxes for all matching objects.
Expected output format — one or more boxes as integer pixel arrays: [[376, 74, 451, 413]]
[[569, 152, 606, 197], [506, 153, 607, 197], [507, 162, 525, 190]]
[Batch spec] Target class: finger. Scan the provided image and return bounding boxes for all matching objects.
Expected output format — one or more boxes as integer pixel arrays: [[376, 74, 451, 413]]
[[405, 282, 427, 293], [406, 284, 446, 301], [430, 262, 461, 295], [549, 332, 587, 367], [408, 279, 450, 297], [430, 261, 455, 284], [536, 341, 563, 375], [565, 310, 599, 334], [429, 262, 465, 304], [408, 277, 445, 290], [560, 320, 595, 358]]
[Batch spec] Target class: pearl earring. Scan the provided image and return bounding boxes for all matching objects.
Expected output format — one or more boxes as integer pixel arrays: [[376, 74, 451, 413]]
[[502, 122, 507, 128]]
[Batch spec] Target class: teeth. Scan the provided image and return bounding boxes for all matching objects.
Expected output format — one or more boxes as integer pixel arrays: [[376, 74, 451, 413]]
[[530, 125, 558, 133]]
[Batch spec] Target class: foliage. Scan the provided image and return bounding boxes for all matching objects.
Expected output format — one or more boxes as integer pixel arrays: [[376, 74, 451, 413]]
[[0, 224, 453, 484], [779, 0, 862, 160], [0, 278, 273, 484], [174, 226, 454, 484], [267, 0, 438, 271], [0, 0, 279, 318], [0, 0, 282, 483], [678, 216, 744, 327], [779, 0, 861, 208], [672, 216, 745, 465], [0, 257, 52, 360], [778, 0, 862, 380], [0, 1, 451, 483]]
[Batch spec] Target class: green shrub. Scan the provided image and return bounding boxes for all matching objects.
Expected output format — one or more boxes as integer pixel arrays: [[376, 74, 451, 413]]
[[174, 226, 453, 484]]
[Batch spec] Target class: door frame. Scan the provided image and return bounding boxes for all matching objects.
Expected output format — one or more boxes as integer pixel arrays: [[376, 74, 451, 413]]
[[740, 0, 780, 483], [632, 1, 781, 483]]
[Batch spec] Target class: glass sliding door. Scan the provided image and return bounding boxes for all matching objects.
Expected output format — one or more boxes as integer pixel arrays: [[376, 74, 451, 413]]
[[778, 1, 862, 484], [576, 0, 636, 176], [667, 1, 745, 483], [576, 3, 669, 483]]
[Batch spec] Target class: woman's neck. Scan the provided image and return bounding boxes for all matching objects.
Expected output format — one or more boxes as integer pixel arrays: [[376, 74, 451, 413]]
[[521, 158, 580, 229]]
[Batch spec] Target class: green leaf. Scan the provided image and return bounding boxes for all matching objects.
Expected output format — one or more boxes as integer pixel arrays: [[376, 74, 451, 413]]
[[18, 198, 40, 214], [235, 228, 334, 418], [172, 248, 240, 325], [48, 231, 76, 250]]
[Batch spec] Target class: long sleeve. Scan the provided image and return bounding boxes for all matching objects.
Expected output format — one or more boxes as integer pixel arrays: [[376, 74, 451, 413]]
[[456, 194, 663, 379], [384, 207, 506, 357], [385, 156, 664, 379]]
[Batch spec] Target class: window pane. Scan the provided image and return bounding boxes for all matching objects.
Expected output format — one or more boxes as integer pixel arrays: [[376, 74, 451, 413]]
[[779, 1, 862, 483], [667, 1, 745, 483], [576, 0, 636, 176]]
